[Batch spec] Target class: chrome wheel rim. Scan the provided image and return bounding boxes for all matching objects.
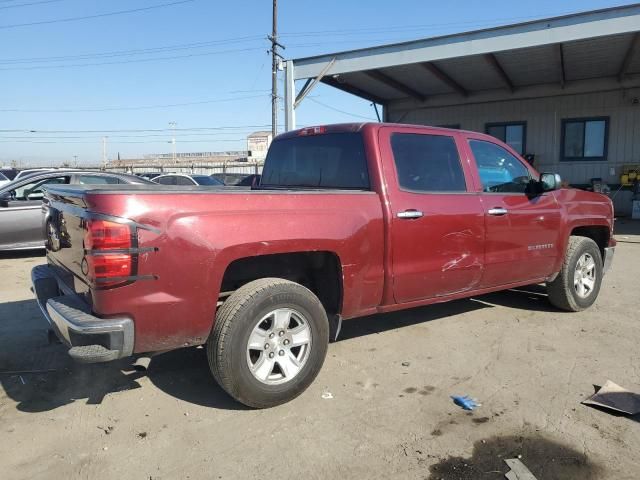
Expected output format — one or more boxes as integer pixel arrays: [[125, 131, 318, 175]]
[[574, 253, 596, 298], [246, 308, 312, 385]]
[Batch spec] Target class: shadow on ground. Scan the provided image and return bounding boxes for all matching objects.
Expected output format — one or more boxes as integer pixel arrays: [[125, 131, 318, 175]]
[[0, 285, 569, 412], [0, 249, 45, 260]]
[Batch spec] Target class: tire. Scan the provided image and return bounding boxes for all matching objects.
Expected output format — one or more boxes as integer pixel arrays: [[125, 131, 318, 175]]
[[207, 278, 329, 408], [546, 236, 603, 312]]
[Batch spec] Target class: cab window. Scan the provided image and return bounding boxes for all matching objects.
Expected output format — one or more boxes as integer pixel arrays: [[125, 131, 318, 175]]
[[469, 140, 531, 193], [390, 133, 466, 192]]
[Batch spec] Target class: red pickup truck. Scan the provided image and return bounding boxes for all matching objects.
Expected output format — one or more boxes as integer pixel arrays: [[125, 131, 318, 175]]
[[32, 123, 615, 408]]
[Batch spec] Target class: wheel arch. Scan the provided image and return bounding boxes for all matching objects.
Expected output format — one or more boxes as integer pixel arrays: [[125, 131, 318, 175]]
[[218, 250, 344, 317]]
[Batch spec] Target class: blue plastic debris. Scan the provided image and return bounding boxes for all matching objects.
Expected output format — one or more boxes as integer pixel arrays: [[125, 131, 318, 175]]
[[451, 395, 481, 411]]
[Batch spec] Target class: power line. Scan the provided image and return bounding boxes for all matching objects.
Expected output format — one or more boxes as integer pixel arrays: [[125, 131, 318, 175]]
[[0, 35, 264, 64], [0, 93, 268, 112], [0, 125, 273, 134], [0, 0, 63, 10], [0, 46, 264, 71], [0, 0, 197, 29], [307, 97, 377, 121], [0, 138, 246, 144]]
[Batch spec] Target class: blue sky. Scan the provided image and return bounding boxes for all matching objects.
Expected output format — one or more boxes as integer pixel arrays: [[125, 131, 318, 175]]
[[0, 0, 632, 166]]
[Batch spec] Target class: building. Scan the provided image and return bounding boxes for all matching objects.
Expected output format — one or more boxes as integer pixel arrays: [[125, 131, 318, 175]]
[[284, 4, 640, 214], [247, 131, 273, 161]]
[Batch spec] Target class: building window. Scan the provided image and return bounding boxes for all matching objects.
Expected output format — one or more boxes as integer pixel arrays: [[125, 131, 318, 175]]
[[485, 122, 526, 155], [561, 117, 609, 161]]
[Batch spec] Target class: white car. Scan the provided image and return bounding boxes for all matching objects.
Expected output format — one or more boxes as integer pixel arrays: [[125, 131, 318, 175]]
[[14, 168, 73, 181]]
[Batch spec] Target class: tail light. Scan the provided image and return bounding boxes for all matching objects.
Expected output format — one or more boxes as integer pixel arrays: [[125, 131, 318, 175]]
[[84, 219, 135, 288]]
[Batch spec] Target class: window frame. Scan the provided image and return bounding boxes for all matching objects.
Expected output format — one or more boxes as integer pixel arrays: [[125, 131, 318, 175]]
[[485, 121, 527, 155], [560, 116, 609, 162], [468, 138, 533, 195], [389, 131, 469, 195]]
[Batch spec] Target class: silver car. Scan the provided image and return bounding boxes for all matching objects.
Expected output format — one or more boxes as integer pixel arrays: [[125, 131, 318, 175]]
[[0, 170, 151, 250]]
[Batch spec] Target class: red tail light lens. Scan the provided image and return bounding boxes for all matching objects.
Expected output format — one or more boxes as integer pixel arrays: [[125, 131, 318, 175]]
[[84, 219, 134, 288]]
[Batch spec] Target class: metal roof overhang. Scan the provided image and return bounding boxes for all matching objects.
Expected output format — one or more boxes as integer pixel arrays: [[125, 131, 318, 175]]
[[284, 4, 640, 129]]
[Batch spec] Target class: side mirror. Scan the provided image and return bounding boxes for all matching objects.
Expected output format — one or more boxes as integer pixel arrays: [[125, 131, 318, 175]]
[[540, 173, 562, 192]]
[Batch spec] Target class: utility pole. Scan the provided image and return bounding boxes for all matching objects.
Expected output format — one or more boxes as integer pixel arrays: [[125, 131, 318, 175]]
[[268, 0, 284, 138], [102, 136, 107, 169], [169, 121, 177, 163], [73, 155, 78, 167]]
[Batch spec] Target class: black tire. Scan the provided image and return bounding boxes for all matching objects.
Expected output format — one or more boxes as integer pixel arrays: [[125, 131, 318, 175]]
[[207, 278, 329, 408], [546, 236, 603, 312]]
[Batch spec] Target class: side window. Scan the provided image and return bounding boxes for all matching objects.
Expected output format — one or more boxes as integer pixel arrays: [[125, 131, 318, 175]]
[[176, 176, 195, 186], [77, 175, 120, 184], [157, 176, 176, 185], [12, 176, 70, 200], [469, 140, 531, 193], [390, 133, 466, 193]]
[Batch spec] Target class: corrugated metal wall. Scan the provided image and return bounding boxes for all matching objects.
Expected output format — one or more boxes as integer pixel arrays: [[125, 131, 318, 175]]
[[387, 89, 640, 185]]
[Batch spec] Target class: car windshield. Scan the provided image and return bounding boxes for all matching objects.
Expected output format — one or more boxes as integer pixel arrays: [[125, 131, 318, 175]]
[[0, 172, 8, 181], [192, 175, 222, 185]]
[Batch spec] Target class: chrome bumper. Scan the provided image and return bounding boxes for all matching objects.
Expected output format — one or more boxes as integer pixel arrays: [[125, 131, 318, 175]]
[[31, 265, 134, 362], [603, 246, 615, 275]]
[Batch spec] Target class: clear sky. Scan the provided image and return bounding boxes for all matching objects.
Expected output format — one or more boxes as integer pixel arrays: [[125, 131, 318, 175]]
[[0, 0, 633, 166]]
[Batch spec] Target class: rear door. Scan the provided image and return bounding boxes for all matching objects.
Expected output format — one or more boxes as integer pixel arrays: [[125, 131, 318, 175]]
[[464, 135, 561, 286], [379, 127, 485, 303]]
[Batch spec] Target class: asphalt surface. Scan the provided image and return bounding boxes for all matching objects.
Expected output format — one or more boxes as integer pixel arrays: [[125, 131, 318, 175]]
[[1, 220, 639, 480]]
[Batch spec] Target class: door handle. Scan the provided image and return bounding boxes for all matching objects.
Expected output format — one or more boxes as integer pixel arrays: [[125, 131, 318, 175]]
[[487, 207, 508, 216], [397, 209, 424, 219]]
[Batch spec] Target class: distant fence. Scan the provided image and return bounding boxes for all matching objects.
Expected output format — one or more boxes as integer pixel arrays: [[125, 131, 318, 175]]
[[105, 162, 263, 176]]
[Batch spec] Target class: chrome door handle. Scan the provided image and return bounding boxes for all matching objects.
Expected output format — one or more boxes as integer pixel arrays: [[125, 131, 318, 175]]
[[397, 210, 424, 219], [487, 207, 508, 216]]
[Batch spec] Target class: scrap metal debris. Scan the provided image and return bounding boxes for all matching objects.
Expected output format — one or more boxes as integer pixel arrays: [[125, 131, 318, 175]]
[[451, 395, 481, 411], [321, 391, 334, 399], [582, 380, 640, 415], [504, 458, 538, 480]]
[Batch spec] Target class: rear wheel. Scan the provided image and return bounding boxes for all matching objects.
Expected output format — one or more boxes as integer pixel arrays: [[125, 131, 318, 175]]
[[546, 236, 603, 312], [207, 278, 329, 408]]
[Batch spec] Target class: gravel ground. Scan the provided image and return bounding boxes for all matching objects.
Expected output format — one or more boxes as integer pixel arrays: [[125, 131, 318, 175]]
[[1, 220, 639, 480]]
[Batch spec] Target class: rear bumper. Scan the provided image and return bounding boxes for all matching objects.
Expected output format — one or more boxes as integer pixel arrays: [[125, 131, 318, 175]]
[[31, 264, 134, 363], [603, 246, 615, 275]]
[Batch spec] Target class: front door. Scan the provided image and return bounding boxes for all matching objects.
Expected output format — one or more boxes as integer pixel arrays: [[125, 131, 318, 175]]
[[464, 137, 562, 287], [379, 127, 485, 303]]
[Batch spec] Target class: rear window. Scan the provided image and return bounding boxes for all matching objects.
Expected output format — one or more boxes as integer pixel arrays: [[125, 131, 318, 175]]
[[260, 132, 369, 190]]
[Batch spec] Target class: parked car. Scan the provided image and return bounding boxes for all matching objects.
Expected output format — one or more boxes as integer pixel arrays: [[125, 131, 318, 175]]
[[136, 172, 162, 181], [0, 171, 10, 188], [211, 172, 260, 186], [0, 170, 151, 250], [33, 123, 615, 408], [152, 173, 223, 186]]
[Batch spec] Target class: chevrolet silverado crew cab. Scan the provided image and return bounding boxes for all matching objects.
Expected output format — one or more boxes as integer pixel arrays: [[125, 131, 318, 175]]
[[32, 123, 615, 408]]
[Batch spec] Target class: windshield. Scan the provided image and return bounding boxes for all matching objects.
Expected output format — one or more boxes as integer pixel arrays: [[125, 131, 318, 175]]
[[260, 132, 370, 190], [0, 172, 8, 181], [192, 175, 223, 185]]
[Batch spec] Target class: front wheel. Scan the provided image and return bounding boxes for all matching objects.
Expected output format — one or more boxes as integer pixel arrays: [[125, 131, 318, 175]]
[[546, 236, 603, 312], [207, 278, 329, 408]]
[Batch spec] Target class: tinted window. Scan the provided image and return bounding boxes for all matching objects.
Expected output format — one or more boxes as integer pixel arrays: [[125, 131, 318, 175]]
[[176, 176, 196, 186], [77, 175, 121, 184], [469, 140, 531, 193], [0, 172, 8, 181], [562, 118, 608, 160], [156, 176, 176, 185], [12, 176, 70, 200], [390, 133, 466, 192], [192, 175, 222, 185], [261, 133, 369, 189], [486, 123, 526, 154]]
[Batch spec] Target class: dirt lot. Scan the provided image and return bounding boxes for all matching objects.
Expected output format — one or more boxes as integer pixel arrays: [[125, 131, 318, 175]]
[[1, 221, 639, 480]]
